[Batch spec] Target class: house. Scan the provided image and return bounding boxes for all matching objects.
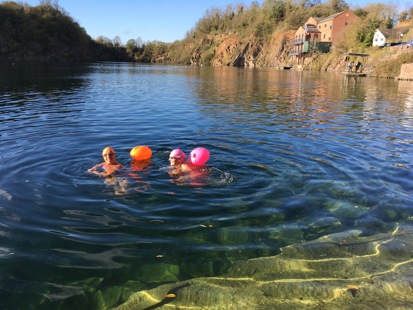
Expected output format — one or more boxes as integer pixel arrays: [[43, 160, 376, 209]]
[[290, 10, 359, 61], [372, 26, 410, 47]]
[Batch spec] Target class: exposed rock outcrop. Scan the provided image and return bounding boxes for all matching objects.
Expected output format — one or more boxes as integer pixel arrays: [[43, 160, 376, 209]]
[[185, 30, 413, 80], [190, 31, 295, 68]]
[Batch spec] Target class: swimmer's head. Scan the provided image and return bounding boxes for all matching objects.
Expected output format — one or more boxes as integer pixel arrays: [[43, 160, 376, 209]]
[[169, 148, 186, 164], [102, 146, 116, 163]]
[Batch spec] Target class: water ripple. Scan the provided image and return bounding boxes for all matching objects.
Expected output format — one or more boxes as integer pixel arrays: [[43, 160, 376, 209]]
[[1, 63, 413, 309]]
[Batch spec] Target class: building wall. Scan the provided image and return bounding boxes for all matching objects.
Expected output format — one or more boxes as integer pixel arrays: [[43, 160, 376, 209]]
[[316, 10, 359, 44], [330, 10, 359, 44], [306, 17, 319, 27], [295, 26, 306, 41], [373, 31, 386, 46], [292, 27, 305, 56], [318, 19, 333, 42], [290, 10, 360, 58]]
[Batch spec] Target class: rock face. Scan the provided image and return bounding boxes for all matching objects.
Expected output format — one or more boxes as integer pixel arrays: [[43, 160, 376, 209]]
[[186, 30, 413, 80], [115, 224, 413, 310], [396, 63, 413, 80], [189, 31, 295, 68]]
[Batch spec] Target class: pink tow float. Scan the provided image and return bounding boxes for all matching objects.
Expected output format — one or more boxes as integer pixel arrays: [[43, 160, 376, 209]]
[[190, 147, 210, 165]]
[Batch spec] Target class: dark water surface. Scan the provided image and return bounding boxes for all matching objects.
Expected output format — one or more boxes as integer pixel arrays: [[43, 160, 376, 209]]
[[0, 62, 412, 309]]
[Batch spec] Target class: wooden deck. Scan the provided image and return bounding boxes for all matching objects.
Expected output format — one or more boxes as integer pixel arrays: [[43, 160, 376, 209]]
[[343, 52, 369, 77]]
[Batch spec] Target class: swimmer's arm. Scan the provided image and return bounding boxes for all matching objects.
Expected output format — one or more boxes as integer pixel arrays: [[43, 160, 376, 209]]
[[87, 163, 102, 172], [87, 163, 106, 176], [89, 169, 110, 178], [98, 164, 123, 178]]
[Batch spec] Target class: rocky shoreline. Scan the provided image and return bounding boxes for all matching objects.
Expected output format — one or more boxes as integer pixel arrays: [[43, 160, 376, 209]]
[[187, 31, 413, 80]]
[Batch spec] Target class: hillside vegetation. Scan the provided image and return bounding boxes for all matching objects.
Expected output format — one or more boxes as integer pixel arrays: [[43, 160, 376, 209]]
[[0, 0, 129, 61], [1, 0, 413, 77], [159, 0, 413, 76]]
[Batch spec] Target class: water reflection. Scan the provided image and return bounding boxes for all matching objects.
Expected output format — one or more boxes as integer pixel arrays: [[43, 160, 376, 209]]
[[0, 62, 92, 94]]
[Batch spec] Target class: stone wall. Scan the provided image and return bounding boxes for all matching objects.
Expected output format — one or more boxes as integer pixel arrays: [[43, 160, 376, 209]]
[[396, 63, 413, 80]]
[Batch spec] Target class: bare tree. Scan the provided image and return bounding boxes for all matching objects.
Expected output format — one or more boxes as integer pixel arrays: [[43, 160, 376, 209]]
[[113, 35, 122, 47], [136, 36, 144, 48]]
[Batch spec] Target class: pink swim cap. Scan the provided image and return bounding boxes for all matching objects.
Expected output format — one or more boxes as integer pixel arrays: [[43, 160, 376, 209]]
[[169, 148, 186, 159]]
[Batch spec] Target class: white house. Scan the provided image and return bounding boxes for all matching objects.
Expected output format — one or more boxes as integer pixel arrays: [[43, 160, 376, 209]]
[[372, 29, 386, 46], [373, 26, 410, 46]]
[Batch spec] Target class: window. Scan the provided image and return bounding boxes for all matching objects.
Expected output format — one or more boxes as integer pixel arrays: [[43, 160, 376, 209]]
[[330, 25, 332, 29]]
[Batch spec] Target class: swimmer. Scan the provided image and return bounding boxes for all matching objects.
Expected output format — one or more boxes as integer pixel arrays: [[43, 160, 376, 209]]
[[168, 148, 192, 184], [168, 149, 193, 174], [168, 148, 209, 186], [87, 146, 123, 177]]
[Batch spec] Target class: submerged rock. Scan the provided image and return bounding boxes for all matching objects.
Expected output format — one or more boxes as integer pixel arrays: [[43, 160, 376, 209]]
[[115, 224, 413, 309], [304, 216, 342, 238], [323, 198, 370, 218], [136, 263, 180, 283], [268, 223, 305, 245], [216, 227, 249, 245]]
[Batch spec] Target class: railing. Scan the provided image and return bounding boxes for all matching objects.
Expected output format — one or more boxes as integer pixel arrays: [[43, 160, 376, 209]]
[[290, 39, 305, 45]]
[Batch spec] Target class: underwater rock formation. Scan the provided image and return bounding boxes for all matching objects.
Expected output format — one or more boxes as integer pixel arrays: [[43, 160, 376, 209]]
[[115, 224, 413, 309]]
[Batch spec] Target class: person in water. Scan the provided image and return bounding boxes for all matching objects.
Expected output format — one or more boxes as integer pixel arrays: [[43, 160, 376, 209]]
[[168, 148, 210, 186], [87, 146, 123, 177], [168, 148, 192, 173]]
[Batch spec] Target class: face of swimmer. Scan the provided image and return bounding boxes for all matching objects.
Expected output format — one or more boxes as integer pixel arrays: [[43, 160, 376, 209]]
[[102, 147, 117, 164], [169, 149, 186, 166]]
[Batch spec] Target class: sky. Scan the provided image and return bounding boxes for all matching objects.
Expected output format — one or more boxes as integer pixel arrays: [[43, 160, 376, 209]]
[[13, 0, 413, 45]]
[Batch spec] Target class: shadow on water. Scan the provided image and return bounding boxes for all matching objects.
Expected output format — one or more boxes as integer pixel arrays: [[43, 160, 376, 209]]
[[0, 61, 93, 93], [0, 63, 412, 309]]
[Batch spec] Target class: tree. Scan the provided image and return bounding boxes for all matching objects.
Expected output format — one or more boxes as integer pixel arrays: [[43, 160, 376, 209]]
[[113, 35, 122, 47], [385, 17, 393, 29], [39, 0, 59, 10], [408, 6, 413, 20], [95, 36, 113, 47], [353, 7, 368, 19], [363, 3, 397, 28], [136, 36, 144, 48], [398, 11, 408, 22], [262, 0, 287, 22], [126, 39, 137, 54], [326, 0, 349, 12]]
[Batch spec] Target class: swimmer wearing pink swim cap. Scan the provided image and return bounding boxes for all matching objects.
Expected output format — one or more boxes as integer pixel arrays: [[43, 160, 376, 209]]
[[169, 148, 186, 164], [168, 148, 194, 175]]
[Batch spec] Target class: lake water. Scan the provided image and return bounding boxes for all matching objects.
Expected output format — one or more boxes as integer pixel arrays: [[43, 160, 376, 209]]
[[1, 62, 412, 309]]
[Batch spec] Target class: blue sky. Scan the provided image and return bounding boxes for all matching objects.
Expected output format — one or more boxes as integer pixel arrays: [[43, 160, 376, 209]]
[[15, 0, 412, 44]]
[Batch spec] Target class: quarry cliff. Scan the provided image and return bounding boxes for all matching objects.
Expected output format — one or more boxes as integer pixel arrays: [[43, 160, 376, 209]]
[[184, 30, 413, 80]]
